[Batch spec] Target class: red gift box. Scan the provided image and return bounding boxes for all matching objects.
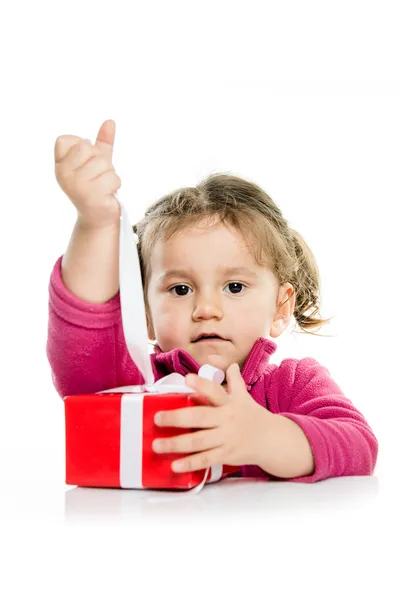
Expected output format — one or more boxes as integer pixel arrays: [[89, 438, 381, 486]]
[[64, 387, 239, 490]]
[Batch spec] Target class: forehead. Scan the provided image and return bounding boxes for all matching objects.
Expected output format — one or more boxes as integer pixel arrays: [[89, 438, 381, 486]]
[[150, 220, 254, 269]]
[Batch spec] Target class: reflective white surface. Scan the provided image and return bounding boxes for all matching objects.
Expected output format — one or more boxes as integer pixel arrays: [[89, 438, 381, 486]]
[[1, 469, 398, 599], [63, 476, 380, 522]]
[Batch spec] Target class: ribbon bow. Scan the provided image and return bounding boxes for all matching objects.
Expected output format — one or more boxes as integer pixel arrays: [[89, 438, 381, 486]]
[[99, 363, 225, 395]]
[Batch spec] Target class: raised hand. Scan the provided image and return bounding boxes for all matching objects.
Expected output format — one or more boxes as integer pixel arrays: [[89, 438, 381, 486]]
[[54, 119, 121, 229]]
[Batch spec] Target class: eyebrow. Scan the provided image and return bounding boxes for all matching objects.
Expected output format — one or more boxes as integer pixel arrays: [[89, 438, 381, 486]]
[[156, 266, 259, 282]]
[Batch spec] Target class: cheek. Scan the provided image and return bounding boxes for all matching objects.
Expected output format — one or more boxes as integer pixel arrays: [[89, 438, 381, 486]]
[[237, 301, 267, 319], [237, 302, 272, 330], [152, 300, 187, 338]]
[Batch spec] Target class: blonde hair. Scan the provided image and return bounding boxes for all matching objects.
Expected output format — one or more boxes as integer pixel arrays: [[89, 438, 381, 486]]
[[133, 173, 333, 337]]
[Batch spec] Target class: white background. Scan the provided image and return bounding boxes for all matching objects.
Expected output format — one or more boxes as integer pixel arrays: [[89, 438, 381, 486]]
[[1, 1, 399, 598]]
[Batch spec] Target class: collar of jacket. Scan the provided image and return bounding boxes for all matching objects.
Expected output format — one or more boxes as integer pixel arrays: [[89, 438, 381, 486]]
[[152, 337, 278, 391]]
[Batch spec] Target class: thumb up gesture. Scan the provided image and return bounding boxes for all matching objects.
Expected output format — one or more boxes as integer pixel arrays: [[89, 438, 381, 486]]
[[54, 120, 122, 229]]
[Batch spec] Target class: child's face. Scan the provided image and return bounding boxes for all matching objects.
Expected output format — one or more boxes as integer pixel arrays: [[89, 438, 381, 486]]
[[146, 219, 293, 374]]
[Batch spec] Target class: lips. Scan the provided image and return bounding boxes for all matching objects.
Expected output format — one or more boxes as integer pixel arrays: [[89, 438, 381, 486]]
[[193, 333, 227, 342]]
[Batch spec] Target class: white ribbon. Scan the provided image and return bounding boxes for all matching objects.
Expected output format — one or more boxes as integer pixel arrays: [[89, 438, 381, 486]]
[[96, 195, 227, 494]]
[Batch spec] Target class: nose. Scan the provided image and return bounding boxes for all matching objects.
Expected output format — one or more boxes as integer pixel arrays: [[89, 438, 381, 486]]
[[192, 290, 223, 321]]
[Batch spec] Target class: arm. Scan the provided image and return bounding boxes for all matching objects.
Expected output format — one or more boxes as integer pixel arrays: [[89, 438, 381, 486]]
[[46, 238, 145, 398], [254, 411, 315, 479], [47, 218, 146, 398], [61, 217, 120, 303], [46, 254, 121, 398], [254, 358, 379, 482], [46, 219, 122, 398]]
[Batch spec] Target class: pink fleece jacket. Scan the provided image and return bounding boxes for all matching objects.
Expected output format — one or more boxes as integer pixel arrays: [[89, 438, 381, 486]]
[[46, 255, 378, 483]]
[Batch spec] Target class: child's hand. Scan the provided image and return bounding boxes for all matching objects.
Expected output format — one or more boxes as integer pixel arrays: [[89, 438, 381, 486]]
[[54, 120, 122, 229], [152, 363, 273, 473]]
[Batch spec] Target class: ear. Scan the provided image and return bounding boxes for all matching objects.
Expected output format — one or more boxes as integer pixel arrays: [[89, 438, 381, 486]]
[[270, 283, 295, 338]]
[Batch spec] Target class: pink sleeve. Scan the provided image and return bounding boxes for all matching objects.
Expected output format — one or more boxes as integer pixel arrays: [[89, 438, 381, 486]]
[[273, 357, 379, 483], [46, 256, 143, 398]]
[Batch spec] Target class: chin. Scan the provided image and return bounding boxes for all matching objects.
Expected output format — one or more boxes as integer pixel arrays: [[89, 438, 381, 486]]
[[197, 354, 228, 370]]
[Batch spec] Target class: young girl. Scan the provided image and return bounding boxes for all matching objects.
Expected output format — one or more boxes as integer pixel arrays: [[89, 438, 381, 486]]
[[47, 119, 378, 484]]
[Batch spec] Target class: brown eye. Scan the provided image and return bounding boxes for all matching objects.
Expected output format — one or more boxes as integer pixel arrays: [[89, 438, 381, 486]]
[[225, 282, 245, 294], [170, 285, 192, 296]]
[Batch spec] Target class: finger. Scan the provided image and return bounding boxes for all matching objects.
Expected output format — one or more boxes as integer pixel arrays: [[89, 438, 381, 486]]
[[171, 447, 225, 473], [54, 134, 84, 164], [153, 428, 222, 455], [95, 119, 115, 162], [185, 373, 229, 406], [225, 362, 247, 396], [54, 143, 103, 183], [154, 405, 222, 429]]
